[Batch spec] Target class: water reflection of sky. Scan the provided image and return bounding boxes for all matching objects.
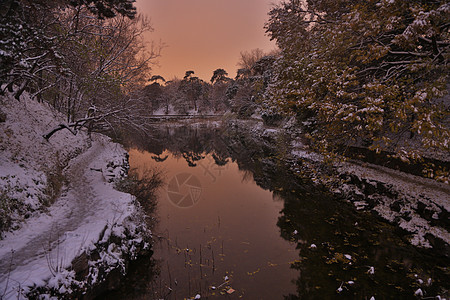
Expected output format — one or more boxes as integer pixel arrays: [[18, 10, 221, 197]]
[[129, 149, 298, 299]]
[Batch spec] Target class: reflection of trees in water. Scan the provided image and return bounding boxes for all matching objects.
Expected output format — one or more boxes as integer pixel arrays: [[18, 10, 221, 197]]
[[151, 154, 168, 162], [239, 170, 254, 184], [277, 185, 450, 299], [128, 122, 278, 174], [128, 122, 449, 299], [182, 151, 205, 167], [212, 153, 228, 166], [129, 124, 231, 167], [226, 126, 450, 299], [233, 134, 449, 299], [96, 252, 160, 299]]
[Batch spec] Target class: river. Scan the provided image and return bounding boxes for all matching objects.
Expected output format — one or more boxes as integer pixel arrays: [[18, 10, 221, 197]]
[[110, 121, 449, 299]]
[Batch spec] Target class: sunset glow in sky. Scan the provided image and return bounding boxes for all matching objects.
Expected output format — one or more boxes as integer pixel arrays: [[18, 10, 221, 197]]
[[135, 0, 281, 81]]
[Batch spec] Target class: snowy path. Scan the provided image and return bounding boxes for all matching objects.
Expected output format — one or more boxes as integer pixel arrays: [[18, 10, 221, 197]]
[[0, 137, 133, 299]]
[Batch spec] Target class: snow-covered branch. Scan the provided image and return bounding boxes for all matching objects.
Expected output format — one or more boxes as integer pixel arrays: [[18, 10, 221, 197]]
[[43, 106, 131, 140]]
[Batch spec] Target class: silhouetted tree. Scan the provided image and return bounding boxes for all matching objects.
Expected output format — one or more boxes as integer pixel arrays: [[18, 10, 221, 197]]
[[150, 75, 165, 84], [179, 71, 205, 112], [69, 0, 136, 19], [210, 68, 230, 84]]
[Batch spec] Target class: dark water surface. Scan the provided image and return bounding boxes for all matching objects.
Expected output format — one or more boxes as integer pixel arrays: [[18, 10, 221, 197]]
[[130, 150, 298, 299], [115, 123, 448, 299]]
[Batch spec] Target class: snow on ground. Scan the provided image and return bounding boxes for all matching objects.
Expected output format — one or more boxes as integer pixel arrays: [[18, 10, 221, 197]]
[[151, 104, 220, 116], [338, 160, 450, 248], [0, 93, 89, 230], [152, 105, 177, 116], [152, 105, 225, 116], [0, 92, 146, 298]]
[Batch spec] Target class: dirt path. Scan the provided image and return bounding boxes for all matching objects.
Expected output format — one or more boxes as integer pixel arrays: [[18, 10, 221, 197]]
[[0, 141, 105, 297]]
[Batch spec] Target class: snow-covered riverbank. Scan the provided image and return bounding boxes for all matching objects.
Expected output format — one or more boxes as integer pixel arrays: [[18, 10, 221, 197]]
[[287, 133, 450, 250], [0, 93, 151, 298]]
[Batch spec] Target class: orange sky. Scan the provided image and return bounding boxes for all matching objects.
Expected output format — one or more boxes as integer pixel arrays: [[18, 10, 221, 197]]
[[135, 0, 281, 82]]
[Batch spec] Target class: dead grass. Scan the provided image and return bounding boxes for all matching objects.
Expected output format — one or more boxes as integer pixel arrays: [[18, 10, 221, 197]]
[[116, 168, 164, 216], [0, 186, 18, 235], [42, 152, 66, 207]]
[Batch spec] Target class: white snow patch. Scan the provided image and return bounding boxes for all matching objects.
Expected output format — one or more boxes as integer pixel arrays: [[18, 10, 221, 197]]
[[291, 150, 323, 162]]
